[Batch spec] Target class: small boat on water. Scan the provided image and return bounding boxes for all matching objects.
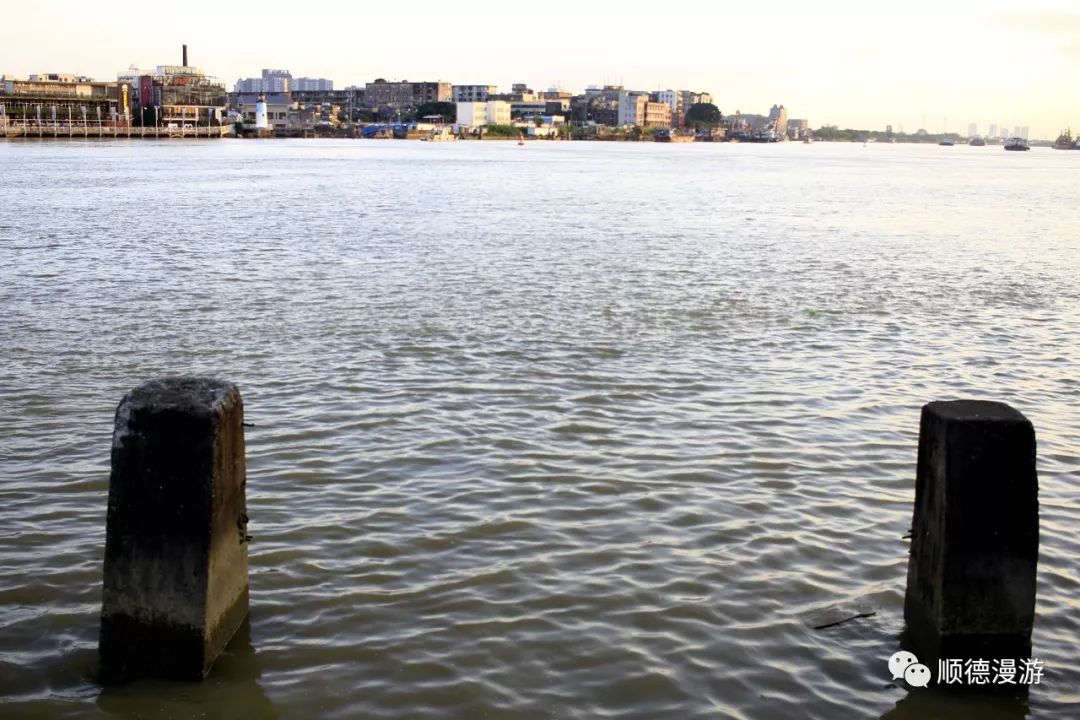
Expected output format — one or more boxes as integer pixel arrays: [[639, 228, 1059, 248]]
[[654, 128, 695, 143], [969, 136, 986, 146], [1004, 137, 1030, 151], [939, 139, 955, 146], [421, 126, 456, 142]]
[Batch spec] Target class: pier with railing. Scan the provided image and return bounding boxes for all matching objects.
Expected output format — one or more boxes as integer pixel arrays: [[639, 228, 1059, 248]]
[[1, 121, 230, 140]]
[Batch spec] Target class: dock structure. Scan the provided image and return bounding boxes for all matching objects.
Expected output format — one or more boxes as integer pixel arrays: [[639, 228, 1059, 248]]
[[2, 121, 230, 140]]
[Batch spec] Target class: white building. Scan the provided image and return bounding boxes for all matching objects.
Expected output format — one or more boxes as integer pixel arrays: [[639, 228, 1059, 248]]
[[617, 91, 649, 127], [453, 84, 498, 103], [768, 104, 789, 136], [657, 90, 679, 116], [456, 100, 511, 129], [234, 69, 294, 94], [486, 100, 511, 125], [457, 101, 487, 129], [294, 77, 333, 92]]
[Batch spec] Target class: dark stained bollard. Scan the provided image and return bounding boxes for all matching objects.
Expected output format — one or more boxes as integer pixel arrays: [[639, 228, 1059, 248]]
[[100, 377, 250, 683], [904, 400, 1038, 670]]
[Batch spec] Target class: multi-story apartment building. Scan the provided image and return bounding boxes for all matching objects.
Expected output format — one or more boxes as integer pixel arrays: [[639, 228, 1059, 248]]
[[768, 104, 788, 136], [786, 118, 809, 139], [234, 69, 297, 94], [485, 100, 511, 125], [643, 101, 672, 128], [452, 84, 497, 103], [456, 101, 487, 128], [656, 90, 680, 124], [617, 91, 649, 127], [455, 100, 511, 128], [571, 85, 623, 126], [366, 79, 452, 116], [293, 77, 333, 92]]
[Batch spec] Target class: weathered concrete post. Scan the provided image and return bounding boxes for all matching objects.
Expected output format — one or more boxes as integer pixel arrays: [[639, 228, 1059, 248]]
[[904, 400, 1038, 669], [100, 377, 250, 683]]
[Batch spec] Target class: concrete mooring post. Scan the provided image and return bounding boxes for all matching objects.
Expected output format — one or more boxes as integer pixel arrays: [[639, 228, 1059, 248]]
[[100, 377, 250, 683], [903, 400, 1038, 670]]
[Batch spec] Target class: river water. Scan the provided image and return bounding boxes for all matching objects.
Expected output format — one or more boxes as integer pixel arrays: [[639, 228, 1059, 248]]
[[0, 139, 1077, 719]]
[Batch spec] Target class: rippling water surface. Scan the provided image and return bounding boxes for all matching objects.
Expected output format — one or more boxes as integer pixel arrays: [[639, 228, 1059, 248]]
[[1, 139, 1078, 719]]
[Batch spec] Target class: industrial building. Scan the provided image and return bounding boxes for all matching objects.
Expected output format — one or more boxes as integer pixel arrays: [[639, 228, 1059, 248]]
[[0, 72, 131, 126], [130, 45, 227, 128]]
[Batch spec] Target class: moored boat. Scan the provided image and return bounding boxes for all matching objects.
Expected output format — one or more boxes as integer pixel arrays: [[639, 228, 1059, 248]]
[[655, 128, 695, 143], [1053, 129, 1074, 149], [1004, 137, 1030, 151], [421, 126, 456, 142], [969, 136, 986, 146]]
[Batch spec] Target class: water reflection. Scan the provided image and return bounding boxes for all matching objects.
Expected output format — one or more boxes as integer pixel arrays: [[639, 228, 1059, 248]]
[[96, 619, 276, 720], [881, 686, 1029, 720]]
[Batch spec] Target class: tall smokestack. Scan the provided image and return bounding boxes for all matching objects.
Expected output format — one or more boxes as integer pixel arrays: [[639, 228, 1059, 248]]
[[182, 44, 188, 67]]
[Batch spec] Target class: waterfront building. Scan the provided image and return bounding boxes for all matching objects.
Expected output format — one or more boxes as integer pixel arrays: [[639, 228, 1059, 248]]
[[643, 101, 672, 128], [681, 91, 713, 121], [454, 100, 511, 129], [570, 86, 623, 126], [486, 100, 511, 125], [989, 123, 998, 138], [968, 122, 978, 138], [786, 118, 809, 139], [1018, 126, 1029, 139], [728, 111, 768, 132], [0, 73, 132, 125], [453, 85, 498, 103], [768, 104, 789, 137], [656, 90, 679, 123], [617, 91, 649, 127], [137, 53, 226, 127], [456, 101, 487, 129], [366, 79, 451, 118], [655, 90, 715, 127], [231, 92, 328, 133]]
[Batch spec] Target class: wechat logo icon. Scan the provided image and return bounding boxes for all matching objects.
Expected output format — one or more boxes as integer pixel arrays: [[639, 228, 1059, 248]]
[[889, 651, 931, 687]]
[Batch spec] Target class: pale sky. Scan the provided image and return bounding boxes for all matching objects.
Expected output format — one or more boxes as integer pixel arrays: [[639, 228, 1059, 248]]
[[3, 0, 1079, 139]]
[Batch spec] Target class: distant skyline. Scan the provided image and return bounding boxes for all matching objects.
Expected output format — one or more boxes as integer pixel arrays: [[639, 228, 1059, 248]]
[[3, 0, 1079, 139]]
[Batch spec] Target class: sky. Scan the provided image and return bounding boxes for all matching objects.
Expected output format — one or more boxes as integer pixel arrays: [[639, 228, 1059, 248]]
[[3, 0, 1079, 139]]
